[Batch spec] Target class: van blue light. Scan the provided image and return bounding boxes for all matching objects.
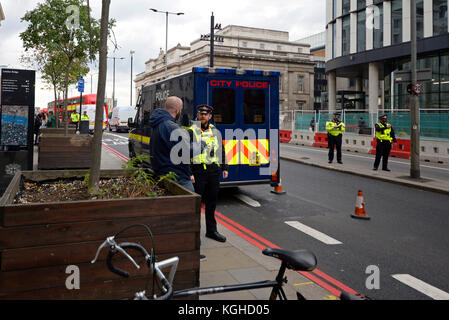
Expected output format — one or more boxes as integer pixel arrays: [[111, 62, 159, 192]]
[[193, 67, 209, 73]]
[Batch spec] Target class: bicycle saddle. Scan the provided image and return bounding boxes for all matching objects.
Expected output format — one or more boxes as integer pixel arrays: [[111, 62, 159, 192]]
[[262, 248, 317, 272]]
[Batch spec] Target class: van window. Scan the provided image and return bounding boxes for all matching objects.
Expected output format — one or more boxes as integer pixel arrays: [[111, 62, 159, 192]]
[[212, 88, 235, 124], [244, 90, 265, 124]]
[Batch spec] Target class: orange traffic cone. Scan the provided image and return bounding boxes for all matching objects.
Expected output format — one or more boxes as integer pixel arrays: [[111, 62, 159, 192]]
[[351, 190, 370, 220], [271, 179, 286, 195]]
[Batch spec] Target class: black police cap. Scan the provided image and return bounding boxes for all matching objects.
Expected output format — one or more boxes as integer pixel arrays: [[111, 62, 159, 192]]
[[197, 105, 214, 114]]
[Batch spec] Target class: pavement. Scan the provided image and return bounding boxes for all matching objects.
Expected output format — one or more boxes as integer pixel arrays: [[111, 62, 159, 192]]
[[280, 143, 449, 196], [32, 140, 449, 300]]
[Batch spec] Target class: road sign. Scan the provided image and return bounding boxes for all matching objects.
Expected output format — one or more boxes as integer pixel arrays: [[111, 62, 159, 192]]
[[78, 78, 85, 93], [413, 83, 423, 95], [394, 69, 432, 83]]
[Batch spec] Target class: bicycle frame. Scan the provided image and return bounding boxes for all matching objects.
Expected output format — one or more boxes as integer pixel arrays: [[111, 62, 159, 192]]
[[171, 262, 290, 300]]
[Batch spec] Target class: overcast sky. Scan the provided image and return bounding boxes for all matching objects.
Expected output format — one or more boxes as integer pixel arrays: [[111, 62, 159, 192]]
[[0, 0, 325, 110]]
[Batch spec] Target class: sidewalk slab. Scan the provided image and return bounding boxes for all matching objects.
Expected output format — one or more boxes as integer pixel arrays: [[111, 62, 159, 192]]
[[281, 145, 449, 196]]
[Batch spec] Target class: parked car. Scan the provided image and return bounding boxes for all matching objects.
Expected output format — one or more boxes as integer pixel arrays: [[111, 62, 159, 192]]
[[109, 106, 137, 133]]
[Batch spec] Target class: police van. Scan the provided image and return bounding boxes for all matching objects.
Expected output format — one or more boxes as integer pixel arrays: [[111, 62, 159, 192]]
[[128, 67, 281, 187]]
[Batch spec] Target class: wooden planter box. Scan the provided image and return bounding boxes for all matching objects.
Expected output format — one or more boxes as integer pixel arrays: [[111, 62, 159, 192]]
[[40, 128, 76, 135], [0, 170, 201, 300], [38, 134, 92, 170]]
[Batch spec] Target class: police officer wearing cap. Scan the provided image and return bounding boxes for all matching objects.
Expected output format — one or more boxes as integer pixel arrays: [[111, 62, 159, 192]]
[[326, 113, 346, 164], [373, 114, 397, 171], [188, 105, 229, 243]]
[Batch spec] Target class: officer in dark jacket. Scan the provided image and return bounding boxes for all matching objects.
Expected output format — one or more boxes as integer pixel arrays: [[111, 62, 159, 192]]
[[373, 114, 397, 172], [188, 105, 228, 243], [149, 96, 194, 191]]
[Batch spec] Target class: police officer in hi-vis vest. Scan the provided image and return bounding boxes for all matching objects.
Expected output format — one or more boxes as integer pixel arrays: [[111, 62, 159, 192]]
[[188, 105, 229, 243], [326, 113, 346, 164], [373, 114, 397, 172], [71, 112, 80, 130]]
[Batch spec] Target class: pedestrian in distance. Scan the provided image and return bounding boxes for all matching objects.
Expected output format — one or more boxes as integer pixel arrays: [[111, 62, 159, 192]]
[[34, 113, 42, 145], [46, 111, 56, 128], [188, 105, 229, 243], [149, 96, 194, 192], [310, 118, 316, 132], [373, 114, 397, 172], [326, 112, 346, 164]]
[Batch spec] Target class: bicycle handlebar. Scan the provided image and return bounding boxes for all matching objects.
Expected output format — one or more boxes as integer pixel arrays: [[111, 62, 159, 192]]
[[92, 237, 174, 300]]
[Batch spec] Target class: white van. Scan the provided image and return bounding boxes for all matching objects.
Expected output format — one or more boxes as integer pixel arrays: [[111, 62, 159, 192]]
[[109, 106, 136, 132], [75, 104, 108, 132]]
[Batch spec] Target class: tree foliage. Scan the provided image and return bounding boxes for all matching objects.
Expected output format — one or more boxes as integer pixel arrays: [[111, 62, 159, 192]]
[[20, 0, 101, 132]]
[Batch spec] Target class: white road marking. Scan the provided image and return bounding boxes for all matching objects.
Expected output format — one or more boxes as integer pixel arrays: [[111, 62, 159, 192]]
[[281, 144, 449, 172], [392, 274, 449, 300], [285, 221, 343, 245], [105, 132, 128, 140], [234, 194, 261, 207]]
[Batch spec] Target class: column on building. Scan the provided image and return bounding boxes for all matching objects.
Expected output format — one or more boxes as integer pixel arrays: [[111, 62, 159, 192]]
[[368, 62, 380, 123], [356, 78, 364, 109], [328, 71, 337, 113]]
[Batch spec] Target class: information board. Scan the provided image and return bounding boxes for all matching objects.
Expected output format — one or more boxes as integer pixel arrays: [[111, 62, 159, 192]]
[[1, 69, 35, 106]]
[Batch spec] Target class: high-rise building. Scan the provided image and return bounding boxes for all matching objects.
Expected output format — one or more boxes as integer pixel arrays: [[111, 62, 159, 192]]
[[326, 0, 449, 112]]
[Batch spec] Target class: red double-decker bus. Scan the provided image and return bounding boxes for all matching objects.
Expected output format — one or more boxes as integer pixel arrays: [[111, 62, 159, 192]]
[[47, 93, 109, 128]]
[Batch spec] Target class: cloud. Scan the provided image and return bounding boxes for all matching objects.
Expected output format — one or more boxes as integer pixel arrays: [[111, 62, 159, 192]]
[[1, 0, 325, 109]]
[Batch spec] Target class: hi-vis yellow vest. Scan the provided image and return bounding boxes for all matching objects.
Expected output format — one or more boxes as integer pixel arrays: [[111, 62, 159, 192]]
[[81, 114, 89, 121], [71, 113, 80, 122], [189, 124, 220, 167], [326, 121, 345, 136], [376, 123, 393, 142]]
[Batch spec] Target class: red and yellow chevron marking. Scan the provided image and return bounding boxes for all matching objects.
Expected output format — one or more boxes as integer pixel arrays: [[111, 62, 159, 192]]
[[224, 139, 270, 166], [224, 140, 239, 165]]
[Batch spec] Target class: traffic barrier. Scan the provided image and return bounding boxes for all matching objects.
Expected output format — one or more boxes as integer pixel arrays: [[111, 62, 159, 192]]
[[312, 133, 328, 148], [369, 138, 411, 159], [351, 190, 370, 220], [280, 130, 292, 143]]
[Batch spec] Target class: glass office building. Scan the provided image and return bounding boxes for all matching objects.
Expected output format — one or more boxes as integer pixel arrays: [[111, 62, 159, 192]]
[[326, 0, 449, 111]]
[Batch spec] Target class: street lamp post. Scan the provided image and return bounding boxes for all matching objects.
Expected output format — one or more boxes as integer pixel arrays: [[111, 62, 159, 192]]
[[130, 50, 135, 106], [410, 0, 421, 179], [149, 8, 184, 79], [107, 56, 125, 109]]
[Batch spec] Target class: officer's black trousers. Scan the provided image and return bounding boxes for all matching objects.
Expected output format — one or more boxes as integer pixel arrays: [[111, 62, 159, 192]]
[[194, 171, 220, 234], [374, 140, 392, 170], [328, 134, 342, 162]]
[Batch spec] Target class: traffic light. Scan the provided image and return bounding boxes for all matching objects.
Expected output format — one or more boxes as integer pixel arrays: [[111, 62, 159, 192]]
[[407, 84, 413, 95]]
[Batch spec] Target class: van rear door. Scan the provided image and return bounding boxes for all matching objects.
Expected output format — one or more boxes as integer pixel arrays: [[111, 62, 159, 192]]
[[199, 72, 271, 185]]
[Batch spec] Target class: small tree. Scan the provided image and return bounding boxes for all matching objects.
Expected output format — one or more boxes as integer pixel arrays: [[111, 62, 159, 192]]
[[22, 48, 89, 125], [88, 0, 110, 194], [20, 0, 100, 134]]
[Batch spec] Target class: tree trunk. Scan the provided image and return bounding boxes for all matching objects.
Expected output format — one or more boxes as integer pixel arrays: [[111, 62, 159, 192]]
[[88, 0, 110, 193], [63, 60, 73, 136], [53, 85, 58, 128]]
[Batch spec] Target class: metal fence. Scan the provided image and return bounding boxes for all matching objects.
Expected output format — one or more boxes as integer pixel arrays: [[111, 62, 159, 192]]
[[283, 109, 449, 140]]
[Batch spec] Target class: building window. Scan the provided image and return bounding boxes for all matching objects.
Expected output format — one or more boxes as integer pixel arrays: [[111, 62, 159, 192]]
[[342, 15, 351, 56], [242, 41, 247, 48], [357, 10, 366, 52], [433, 0, 448, 36], [373, 4, 383, 49], [391, 0, 402, 45], [298, 75, 304, 93], [357, 0, 366, 10], [342, 0, 351, 15], [416, 0, 424, 39], [277, 45, 282, 51], [260, 43, 265, 49], [333, 0, 337, 19], [298, 47, 303, 53], [297, 102, 304, 111], [333, 23, 337, 58]]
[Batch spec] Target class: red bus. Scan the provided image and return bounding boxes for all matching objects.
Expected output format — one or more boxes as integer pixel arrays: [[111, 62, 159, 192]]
[[47, 93, 109, 127]]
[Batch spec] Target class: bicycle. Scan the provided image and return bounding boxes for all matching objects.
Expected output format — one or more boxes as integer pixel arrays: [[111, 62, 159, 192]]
[[91, 224, 364, 300]]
